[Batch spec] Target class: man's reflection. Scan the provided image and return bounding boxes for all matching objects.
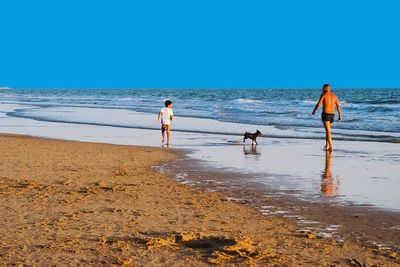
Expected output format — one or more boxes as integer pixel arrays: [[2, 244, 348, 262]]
[[321, 151, 340, 196]]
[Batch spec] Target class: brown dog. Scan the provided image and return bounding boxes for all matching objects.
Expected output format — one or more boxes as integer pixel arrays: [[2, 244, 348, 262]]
[[243, 130, 262, 145]]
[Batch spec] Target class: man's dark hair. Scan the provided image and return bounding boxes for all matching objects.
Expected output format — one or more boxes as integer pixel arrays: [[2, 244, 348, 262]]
[[323, 84, 330, 89], [165, 100, 173, 107]]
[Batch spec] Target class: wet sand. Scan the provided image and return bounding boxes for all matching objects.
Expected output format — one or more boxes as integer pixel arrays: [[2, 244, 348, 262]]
[[0, 135, 398, 266], [159, 156, 400, 255]]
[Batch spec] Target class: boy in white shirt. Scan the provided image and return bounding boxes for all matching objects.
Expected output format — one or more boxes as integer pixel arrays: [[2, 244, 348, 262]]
[[157, 100, 174, 145]]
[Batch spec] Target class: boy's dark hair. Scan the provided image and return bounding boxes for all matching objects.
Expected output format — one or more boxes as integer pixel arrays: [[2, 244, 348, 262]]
[[323, 84, 330, 89], [165, 100, 173, 107]]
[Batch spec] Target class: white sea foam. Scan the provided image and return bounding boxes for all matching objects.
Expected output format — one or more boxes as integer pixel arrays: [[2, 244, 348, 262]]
[[236, 98, 264, 104]]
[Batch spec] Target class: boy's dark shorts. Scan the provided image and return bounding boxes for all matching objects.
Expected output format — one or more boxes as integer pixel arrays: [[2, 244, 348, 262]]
[[321, 113, 335, 123], [161, 124, 170, 132]]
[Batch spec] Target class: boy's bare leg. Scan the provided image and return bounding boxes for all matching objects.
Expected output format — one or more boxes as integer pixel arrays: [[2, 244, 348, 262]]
[[161, 125, 165, 144], [323, 121, 333, 151], [166, 125, 171, 145]]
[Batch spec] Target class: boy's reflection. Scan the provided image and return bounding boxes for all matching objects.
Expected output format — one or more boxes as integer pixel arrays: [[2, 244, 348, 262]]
[[321, 151, 340, 196]]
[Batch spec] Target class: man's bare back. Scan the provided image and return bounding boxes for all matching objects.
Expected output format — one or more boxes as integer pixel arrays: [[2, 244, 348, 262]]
[[312, 85, 342, 118], [320, 92, 339, 114]]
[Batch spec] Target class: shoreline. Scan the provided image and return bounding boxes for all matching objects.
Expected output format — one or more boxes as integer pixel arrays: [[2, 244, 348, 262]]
[[0, 134, 399, 265]]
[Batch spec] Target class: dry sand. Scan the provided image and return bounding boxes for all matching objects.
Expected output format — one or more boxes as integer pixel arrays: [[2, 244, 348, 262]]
[[0, 135, 398, 266]]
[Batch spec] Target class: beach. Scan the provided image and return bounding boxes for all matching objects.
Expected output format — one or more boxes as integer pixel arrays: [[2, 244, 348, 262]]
[[0, 134, 399, 266]]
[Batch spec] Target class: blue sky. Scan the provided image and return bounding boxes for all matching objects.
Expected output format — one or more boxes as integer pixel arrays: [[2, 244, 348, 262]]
[[0, 0, 399, 88]]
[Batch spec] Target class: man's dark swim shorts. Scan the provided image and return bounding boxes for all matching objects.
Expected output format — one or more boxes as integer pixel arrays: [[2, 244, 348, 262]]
[[321, 112, 335, 123]]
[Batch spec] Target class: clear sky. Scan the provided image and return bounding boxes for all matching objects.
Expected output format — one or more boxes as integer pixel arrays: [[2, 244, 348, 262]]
[[0, 0, 399, 88]]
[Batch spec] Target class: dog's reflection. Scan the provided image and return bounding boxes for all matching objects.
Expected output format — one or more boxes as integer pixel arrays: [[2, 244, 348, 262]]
[[321, 151, 340, 197], [243, 144, 261, 158]]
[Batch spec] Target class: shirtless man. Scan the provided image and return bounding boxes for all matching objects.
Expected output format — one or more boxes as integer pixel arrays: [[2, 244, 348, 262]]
[[312, 84, 342, 151]]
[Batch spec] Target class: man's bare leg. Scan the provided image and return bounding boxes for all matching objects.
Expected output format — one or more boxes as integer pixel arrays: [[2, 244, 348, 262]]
[[329, 122, 333, 150], [323, 121, 333, 151]]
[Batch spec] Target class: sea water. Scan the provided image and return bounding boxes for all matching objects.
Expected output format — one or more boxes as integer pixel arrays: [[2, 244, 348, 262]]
[[1, 88, 399, 139]]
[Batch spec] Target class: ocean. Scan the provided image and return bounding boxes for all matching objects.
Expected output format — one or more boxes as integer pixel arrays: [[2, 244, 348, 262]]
[[1, 88, 400, 143]]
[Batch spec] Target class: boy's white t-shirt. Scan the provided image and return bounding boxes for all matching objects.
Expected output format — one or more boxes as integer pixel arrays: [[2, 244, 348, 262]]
[[160, 107, 173, 125]]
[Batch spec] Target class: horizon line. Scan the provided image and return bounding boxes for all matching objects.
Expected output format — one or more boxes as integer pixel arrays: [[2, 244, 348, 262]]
[[5, 87, 400, 90]]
